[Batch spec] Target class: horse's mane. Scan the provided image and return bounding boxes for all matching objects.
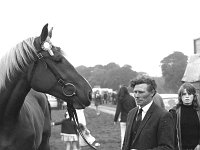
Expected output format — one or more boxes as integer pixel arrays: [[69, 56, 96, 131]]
[[0, 37, 37, 88]]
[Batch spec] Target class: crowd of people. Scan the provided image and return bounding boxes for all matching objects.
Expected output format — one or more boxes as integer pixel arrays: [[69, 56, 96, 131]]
[[51, 75, 200, 150]]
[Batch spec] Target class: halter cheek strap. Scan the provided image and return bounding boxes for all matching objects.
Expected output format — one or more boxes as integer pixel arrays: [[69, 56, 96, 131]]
[[29, 51, 76, 97]]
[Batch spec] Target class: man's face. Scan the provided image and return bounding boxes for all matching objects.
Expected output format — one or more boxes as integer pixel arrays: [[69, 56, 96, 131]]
[[133, 83, 154, 107]]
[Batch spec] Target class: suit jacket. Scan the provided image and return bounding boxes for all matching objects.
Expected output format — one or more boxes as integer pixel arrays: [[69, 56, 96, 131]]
[[122, 102, 174, 150]]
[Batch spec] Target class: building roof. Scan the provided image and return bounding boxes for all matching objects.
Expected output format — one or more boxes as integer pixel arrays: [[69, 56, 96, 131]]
[[182, 54, 200, 82]]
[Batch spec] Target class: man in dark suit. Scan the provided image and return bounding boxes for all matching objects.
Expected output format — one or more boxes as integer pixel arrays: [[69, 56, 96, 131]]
[[122, 76, 174, 150]]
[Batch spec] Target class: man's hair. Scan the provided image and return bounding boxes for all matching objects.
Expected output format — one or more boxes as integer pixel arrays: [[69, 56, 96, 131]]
[[130, 76, 157, 92]]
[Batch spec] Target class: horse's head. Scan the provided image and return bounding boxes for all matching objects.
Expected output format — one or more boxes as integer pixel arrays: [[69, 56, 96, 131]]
[[28, 24, 92, 109]]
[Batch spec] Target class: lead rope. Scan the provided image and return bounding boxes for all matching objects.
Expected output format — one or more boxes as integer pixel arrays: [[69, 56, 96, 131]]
[[67, 101, 97, 150]]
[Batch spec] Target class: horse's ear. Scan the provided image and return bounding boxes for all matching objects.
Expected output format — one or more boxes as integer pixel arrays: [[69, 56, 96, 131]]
[[40, 23, 49, 43], [48, 27, 53, 38]]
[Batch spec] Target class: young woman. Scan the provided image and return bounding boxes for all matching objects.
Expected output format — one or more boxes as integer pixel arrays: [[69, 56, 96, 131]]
[[94, 91, 101, 115], [114, 85, 136, 149], [169, 82, 200, 150]]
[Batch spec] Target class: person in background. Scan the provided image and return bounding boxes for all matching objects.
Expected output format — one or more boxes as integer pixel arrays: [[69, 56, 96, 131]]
[[122, 76, 174, 150], [111, 92, 117, 105], [103, 92, 108, 104], [153, 93, 165, 109], [169, 82, 200, 150], [56, 98, 64, 110], [94, 91, 101, 115], [51, 111, 80, 150], [114, 85, 136, 149]]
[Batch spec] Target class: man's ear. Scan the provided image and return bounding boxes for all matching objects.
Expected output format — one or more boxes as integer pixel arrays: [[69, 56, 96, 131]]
[[151, 91, 156, 97]]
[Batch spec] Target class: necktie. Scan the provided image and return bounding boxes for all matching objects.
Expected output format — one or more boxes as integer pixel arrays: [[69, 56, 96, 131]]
[[136, 108, 143, 122], [131, 108, 143, 140]]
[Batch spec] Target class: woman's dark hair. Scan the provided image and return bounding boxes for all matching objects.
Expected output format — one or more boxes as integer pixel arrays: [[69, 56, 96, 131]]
[[117, 86, 129, 100], [177, 82, 200, 109], [130, 76, 157, 93]]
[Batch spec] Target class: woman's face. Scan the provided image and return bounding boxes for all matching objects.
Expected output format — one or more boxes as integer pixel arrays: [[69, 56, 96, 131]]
[[181, 89, 194, 105]]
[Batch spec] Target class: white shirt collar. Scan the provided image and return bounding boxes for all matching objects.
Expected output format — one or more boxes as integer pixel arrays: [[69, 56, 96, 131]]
[[140, 101, 153, 113], [138, 101, 153, 120]]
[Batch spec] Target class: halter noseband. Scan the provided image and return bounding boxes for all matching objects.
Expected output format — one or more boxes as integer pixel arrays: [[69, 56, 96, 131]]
[[61, 82, 76, 97]]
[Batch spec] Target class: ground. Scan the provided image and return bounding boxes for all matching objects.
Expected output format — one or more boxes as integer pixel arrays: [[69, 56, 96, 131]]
[[50, 107, 121, 150]]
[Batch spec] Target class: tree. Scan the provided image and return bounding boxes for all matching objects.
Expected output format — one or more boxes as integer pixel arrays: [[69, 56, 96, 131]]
[[104, 62, 120, 70], [153, 77, 165, 93], [76, 63, 138, 91], [160, 51, 188, 93], [88, 67, 106, 88], [76, 65, 92, 80], [102, 66, 138, 90]]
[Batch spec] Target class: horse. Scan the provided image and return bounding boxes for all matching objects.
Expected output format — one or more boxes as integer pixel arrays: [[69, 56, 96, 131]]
[[17, 89, 51, 150], [0, 24, 92, 150]]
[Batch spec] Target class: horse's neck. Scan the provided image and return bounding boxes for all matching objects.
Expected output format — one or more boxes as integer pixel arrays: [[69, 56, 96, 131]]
[[0, 71, 30, 124]]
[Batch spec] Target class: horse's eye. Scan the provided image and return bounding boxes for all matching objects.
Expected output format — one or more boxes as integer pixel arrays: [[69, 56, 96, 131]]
[[53, 56, 62, 63]]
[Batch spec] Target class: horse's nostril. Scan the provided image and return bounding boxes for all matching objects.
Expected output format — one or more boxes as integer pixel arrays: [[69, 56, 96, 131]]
[[88, 91, 92, 101]]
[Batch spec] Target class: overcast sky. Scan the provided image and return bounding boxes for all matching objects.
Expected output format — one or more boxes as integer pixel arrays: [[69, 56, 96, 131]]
[[0, 0, 200, 77]]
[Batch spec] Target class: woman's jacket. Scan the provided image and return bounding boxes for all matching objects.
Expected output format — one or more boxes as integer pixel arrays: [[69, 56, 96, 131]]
[[114, 94, 136, 122], [169, 106, 200, 150]]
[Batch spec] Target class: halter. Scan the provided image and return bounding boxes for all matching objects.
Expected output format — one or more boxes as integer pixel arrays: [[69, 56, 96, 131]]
[[29, 41, 77, 97], [30, 41, 88, 109], [30, 41, 96, 149]]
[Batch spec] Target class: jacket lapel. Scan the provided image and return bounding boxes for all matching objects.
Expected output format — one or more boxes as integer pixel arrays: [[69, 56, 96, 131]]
[[132, 102, 156, 143], [125, 107, 138, 148], [127, 107, 138, 135], [129, 107, 139, 126]]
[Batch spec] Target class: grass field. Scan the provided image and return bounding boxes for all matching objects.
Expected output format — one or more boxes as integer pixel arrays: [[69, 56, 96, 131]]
[[50, 107, 121, 150]]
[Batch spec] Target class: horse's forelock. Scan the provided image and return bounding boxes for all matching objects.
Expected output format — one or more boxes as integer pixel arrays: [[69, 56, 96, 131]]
[[0, 37, 37, 88]]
